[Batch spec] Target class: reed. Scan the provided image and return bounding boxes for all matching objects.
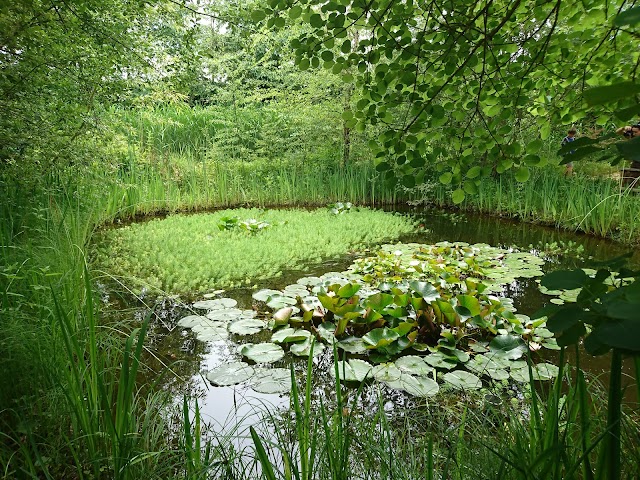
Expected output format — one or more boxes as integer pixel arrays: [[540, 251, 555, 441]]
[[423, 168, 640, 244]]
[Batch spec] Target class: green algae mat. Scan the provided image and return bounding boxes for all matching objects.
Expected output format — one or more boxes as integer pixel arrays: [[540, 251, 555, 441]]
[[96, 207, 417, 293]]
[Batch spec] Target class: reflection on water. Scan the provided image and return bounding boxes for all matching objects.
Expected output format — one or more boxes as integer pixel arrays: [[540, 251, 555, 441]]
[[109, 207, 639, 431]]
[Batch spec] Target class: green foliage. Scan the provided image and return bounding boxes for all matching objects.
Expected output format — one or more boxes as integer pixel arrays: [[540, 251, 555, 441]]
[[254, 243, 558, 390], [421, 168, 640, 244], [535, 257, 640, 480], [256, 0, 640, 190], [96, 208, 417, 292]]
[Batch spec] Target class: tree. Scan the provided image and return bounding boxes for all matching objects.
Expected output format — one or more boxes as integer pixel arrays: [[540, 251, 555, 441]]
[[0, 0, 161, 172], [257, 0, 640, 200]]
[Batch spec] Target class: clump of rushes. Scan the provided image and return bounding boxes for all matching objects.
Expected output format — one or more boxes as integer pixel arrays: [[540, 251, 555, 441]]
[[96, 208, 417, 293]]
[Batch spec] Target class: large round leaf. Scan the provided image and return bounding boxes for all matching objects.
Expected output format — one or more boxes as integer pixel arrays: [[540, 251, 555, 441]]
[[267, 296, 298, 309], [207, 362, 255, 386], [443, 370, 482, 390], [229, 318, 267, 335], [193, 298, 237, 310], [177, 315, 207, 328], [252, 289, 282, 302], [424, 352, 457, 370], [331, 359, 373, 382], [489, 335, 527, 360], [206, 308, 244, 321], [238, 343, 285, 363], [362, 327, 400, 349], [271, 328, 312, 344], [290, 337, 325, 357], [250, 368, 292, 394], [394, 356, 434, 376], [372, 363, 402, 383], [399, 374, 439, 397], [336, 336, 367, 354]]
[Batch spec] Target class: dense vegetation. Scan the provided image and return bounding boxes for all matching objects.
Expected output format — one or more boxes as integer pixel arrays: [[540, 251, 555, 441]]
[[1, 0, 639, 478]]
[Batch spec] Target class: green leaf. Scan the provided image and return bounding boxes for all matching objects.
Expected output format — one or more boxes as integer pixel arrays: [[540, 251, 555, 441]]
[[310, 13, 323, 28], [489, 335, 527, 360], [409, 281, 439, 301], [466, 166, 481, 179], [439, 172, 453, 184], [251, 10, 266, 22], [271, 327, 311, 344], [394, 355, 434, 376], [238, 343, 285, 363], [207, 362, 255, 386], [250, 367, 292, 394], [288, 6, 303, 19], [526, 139, 543, 154], [514, 166, 530, 183], [229, 318, 267, 335], [363, 327, 401, 349], [541, 269, 588, 290], [331, 359, 373, 382], [457, 295, 481, 316], [443, 370, 482, 390], [614, 7, 640, 26], [452, 189, 465, 204], [584, 82, 640, 106]]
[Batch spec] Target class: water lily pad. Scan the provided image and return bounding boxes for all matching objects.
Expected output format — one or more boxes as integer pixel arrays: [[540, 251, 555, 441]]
[[192, 319, 227, 333], [489, 334, 527, 360], [296, 276, 323, 287], [443, 370, 482, 390], [424, 352, 457, 370], [193, 298, 238, 310], [177, 315, 207, 328], [229, 318, 267, 335], [331, 359, 373, 382], [195, 326, 229, 342], [531, 362, 560, 380], [250, 368, 292, 394], [317, 322, 336, 344], [252, 289, 282, 302], [398, 374, 439, 397], [267, 296, 298, 309], [207, 362, 255, 386], [206, 308, 244, 321], [238, 343, 285, 364], [336, 336, 367, 354], [394, 356, 434, 376], [362, 327, 400, 349], [290, 337, 325, 357], [284, 284, 310, 296], [466, 355, 510, 381], [271, 327, 311, 344], [372, 363, 402, 383]]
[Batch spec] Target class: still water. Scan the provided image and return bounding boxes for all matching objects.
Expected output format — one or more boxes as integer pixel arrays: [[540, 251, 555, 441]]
[[107, 207, 639, 432]]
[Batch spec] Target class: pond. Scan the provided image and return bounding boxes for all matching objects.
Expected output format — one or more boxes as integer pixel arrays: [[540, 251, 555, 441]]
[[100, 206, 639, 436]]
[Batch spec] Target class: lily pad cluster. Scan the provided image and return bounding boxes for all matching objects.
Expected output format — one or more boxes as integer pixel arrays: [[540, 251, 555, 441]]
[[178, 242, 560, 397], [178, 297, 265, 342], [248, 247, 558, 395], [206, 362, 292, 394], [349, 242, 545, 293]]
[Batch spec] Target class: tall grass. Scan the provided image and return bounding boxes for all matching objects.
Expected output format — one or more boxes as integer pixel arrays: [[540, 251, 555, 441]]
[[99, 157, 400, 223], [425, 169, 640, 244], [249, 347, 639, 480]]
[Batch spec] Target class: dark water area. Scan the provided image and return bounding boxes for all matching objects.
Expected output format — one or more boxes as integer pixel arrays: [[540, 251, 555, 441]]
[[104, 206, 639, 431]]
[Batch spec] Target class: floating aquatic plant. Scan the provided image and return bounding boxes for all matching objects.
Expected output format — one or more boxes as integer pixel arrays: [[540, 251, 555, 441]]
[[179, 241, 560, 398], [349, 241, 545, 293], [96, 208, 417, 293]]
